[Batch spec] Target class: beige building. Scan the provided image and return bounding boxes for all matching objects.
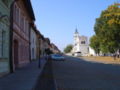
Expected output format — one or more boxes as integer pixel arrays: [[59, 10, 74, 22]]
[[12, 0, 35, 69]]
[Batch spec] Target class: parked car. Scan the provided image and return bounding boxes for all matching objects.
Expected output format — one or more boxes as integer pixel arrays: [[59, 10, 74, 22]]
[[51, 54, 65, 61], [74, 52, 82, 57]]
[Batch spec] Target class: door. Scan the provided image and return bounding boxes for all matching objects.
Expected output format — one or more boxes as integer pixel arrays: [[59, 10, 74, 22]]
[[14, 40, 19, 69]]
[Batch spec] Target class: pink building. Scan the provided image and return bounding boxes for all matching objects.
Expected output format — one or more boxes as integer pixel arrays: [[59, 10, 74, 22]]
[[12, 0, 35, 70]]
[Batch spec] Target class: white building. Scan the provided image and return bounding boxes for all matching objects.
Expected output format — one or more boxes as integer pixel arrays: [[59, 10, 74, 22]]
[[72, 29, 89, 56], [30, 26, 37, 60], [89, 46, 96, 56]]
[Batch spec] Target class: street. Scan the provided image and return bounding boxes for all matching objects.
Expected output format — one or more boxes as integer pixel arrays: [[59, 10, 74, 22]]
[[52, 56, 120, 90]]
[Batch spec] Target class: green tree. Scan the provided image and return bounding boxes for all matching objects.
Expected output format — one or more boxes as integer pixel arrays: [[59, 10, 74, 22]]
[[94, 3, 120, 53], [90, 35, 100, 54], [64, 44, 73, 53]]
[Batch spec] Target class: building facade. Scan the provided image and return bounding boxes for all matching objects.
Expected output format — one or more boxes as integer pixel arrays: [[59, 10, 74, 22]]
[[35, 30, 41, 60], [51, 43, 60, 54], [30, 24, 37, 61], [72, 29, 89, 56], [39, 35, 45, 57], [12, 0, 35, 70], [0, 0, 13, 76]]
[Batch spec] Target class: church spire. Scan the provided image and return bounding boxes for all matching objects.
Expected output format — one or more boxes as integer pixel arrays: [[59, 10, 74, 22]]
[[75, 28, 79, 34]]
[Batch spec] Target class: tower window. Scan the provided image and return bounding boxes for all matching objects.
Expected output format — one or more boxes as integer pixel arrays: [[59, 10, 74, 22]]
[[81, 41, 85, 44]]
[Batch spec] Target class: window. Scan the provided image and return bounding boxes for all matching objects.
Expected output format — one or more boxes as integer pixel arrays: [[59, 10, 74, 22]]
[[20, 15, 24, 31], [2, 31, 6, 57], [22, 17, 25, 32], [24, 19, 26, 33], [16, 7, 19, 24], [32, 48, 34, 58], [14, 4, 20, 25], [20, 15, 22, 29], [26, 21, 29, 36], [33, 38, 34, 44], [0, 30, 2, 58], [0, 31, 6, 58], [18, 9, 20, 26], [14, 5, 17, 21], [25, 19, 29, 35], [81, 41, 85, 44]]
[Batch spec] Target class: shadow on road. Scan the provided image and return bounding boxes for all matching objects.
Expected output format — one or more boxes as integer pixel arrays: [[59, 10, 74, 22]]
[[34, 60, 56, 90], [52, 55, 120, 90]]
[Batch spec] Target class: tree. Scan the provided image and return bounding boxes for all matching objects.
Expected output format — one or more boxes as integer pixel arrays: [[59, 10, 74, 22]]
[[94, 3, 120, 53], [64, 44, 73, 53], [90, 35, 100, 54], [45, 48, 53, 55]]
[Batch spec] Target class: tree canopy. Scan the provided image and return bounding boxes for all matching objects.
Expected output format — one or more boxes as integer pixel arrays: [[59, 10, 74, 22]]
[[91, 3, 120, 53], [64, 44, 73, 53], [90, 35, 100, 54]]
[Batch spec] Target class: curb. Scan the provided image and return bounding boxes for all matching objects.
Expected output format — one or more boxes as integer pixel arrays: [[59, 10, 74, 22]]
[[54, 79, 58, 90], [32, 59, 47, 90], [51, 60, 58, 90], [33, 59, 57, 90]]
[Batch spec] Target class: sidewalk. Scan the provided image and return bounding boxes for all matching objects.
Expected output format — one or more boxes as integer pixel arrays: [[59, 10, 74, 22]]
[[0, 59, 47, 90]]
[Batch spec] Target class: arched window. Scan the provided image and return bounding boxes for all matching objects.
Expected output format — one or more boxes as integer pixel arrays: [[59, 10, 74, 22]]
[[0, 30, 6, 58], [2, 31, 5, 57], [81, 41, 86, 44]]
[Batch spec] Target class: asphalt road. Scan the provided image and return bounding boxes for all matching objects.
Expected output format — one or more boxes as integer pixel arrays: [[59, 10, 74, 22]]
[[52, 56, 120, 90]]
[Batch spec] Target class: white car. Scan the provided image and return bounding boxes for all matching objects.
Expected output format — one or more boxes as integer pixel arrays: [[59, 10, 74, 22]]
[[51, 54, 65, 61]]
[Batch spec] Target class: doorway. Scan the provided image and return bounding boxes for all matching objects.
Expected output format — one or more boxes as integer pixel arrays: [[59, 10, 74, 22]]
[[13, 40, 19, 69]]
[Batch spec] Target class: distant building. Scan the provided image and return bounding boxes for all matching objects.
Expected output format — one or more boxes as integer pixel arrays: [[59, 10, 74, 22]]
[[36, 30, 41, 60], [72, 29, 89, 56], [51, 43, 61, 54], [39, 34, 45, 57], [30, 24, 37, 61]]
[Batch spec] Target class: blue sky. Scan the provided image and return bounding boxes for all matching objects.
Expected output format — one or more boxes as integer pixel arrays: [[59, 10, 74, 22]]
[[31, 0, 116, 51]]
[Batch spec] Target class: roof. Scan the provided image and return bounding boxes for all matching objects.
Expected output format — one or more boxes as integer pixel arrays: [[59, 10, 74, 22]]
[[40, 34, 45, 41], [45, 38, 51, 45], [24, 0, 35, 20]]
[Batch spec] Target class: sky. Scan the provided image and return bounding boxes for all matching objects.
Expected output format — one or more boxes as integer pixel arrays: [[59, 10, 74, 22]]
[[31, 0, 117, 51]]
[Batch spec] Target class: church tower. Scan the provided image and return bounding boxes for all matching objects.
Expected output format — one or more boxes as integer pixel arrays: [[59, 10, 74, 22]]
[[74, 28, 79, 45], [72, 28, 80, 53], [72, 28, 89, 56]]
